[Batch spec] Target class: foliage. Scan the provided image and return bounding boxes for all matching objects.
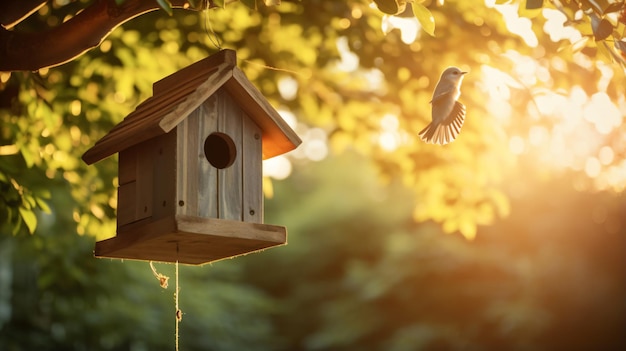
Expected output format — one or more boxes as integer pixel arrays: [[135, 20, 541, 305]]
[[255, 153, 626, 350], [2, 0, 626, 238], [1, 0, 626, 347], [1, 152, 625, 350]]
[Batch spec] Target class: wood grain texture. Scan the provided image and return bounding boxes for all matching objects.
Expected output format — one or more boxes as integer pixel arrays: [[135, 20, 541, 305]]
[[135, 140, 154, 221], [228, 68, 302, 159], [242, 112, 263, 223], [158, 63, 234, 133], [175, 112, 198, 217], [117, 181, 136, 227], [197, 97, 219, 218], [217, 89, 243, 221], [95, 216, 287, 265], [83, 56, 300, 165], [118, 146, 137, 185], [152, 131, 177, 221]]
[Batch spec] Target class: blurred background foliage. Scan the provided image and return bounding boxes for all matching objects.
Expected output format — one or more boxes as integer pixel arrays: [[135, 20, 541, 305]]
[[1, 0, 626, 349]]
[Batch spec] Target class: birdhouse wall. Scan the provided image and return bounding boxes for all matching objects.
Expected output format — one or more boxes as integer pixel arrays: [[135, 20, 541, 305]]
[[117, 131, 177, 229], [175, 88, 263, 223]]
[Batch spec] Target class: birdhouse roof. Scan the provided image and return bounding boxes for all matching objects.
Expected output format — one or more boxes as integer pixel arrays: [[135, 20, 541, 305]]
[[82, 50, 301, 165]]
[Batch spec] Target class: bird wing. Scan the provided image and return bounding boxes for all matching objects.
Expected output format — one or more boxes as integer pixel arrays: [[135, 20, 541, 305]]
[[441, 100, 465, 127], [430, 89, 455, 104], [419, 101, 466, 145]]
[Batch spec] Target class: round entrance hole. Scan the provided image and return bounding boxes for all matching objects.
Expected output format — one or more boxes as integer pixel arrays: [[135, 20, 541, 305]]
[[204, 132, 237, 169]]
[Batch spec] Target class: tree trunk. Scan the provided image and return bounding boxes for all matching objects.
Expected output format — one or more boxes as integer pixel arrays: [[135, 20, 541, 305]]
[[0, 0, 209, 72]]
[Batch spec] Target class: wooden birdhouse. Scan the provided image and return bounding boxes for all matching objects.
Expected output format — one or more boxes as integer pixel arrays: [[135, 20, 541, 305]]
[[82, 50, 301, 265]]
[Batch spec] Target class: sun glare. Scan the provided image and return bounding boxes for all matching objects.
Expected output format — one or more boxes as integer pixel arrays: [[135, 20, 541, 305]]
[[381, 15, 420, 44], [377, 113, 402, 151], [542, 8, 583, 44], [487, 1, 538, 47], [480, 56, 626, 192]]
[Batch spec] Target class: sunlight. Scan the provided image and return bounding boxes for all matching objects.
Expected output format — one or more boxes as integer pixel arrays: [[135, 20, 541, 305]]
[[335, 36, 359, 72], [278, 109, 298, 129], [487, 1, 538, 47], [479, 65, 515, 121], [479, 53, 626, 192], [542, 8, 583, 44], [381, 15, 420, 44], [263, 155, 292, 180], [583, 92, 622, 134], [277, 76, 298, 101], [300, 127, 329, 161], [508, 136, 525, 155], [378, 114, 401, 151]]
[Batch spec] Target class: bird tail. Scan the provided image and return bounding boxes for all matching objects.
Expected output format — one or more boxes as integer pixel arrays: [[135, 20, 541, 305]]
[[419, 101, 466, 145], [418, 123, 437, 143]]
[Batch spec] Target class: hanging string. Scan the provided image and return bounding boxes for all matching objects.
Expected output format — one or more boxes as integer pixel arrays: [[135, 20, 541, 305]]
[[202, 5, 303, 78], [204, 7, 222, 50], [148, 254, 181, 350], [175, 244, 182, 351], [240, 58, 307, 77], [150, 261, 169, 289]]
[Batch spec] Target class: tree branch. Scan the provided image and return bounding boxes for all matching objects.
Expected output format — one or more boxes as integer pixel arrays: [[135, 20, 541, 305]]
[[0, 0, 47, 29], [0, 0, 210, 72]]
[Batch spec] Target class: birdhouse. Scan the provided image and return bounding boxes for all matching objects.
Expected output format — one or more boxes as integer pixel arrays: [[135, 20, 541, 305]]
[[82, 50, 301, 265]]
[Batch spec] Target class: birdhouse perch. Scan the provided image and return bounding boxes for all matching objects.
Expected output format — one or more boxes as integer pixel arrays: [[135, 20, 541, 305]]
[[82, 50, 301, 265]]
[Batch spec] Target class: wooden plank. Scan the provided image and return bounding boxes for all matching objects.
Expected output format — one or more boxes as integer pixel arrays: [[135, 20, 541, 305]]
[[152, 50, 237, 96], [176, 216, 285, 243], [217, 89, 243, 221], [135, 141, 154, 221], [118, 147, 137, 185], [242, 113, 263, 223], [198, 97, 219, 218], [83, 123, 164, 165], [228, 68, 302, 159], [152, 132, 177, 220], [95, 215, 286, 265], [176, 114, 199, 217], [158, 63, 234, 133], [82, 91, 192, 165], [83, 51, 302, 166], [117, 181, 136, 227], [83, 58, 235, 166]]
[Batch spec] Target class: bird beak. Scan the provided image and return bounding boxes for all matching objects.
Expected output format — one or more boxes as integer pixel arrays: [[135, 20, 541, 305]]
[[461, 71, 468, 75]]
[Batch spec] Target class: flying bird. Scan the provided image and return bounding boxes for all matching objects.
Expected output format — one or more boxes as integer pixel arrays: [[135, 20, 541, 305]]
[[419, 67, 467, 145]]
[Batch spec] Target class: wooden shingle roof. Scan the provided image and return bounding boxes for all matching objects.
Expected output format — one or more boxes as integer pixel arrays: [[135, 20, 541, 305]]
[[82, 49, 301, 165]]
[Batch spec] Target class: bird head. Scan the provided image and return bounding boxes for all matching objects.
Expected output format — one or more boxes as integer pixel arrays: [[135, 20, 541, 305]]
[[441, 67, 468, 85]]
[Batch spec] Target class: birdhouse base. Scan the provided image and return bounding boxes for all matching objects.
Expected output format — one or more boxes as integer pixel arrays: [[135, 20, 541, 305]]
[[94, 216, 287, 265]]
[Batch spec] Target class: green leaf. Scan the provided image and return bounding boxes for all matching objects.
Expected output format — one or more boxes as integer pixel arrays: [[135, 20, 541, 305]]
[[615, 40, 626, 55], [156, 0, 173, 15], [412, 2, 435, 37], [188, 0, 198, 8], [374, 0, 400, 15], [603, 2, 624, 14], [18, 207, 37, 234], [213, 0, 224, 7], [525, 0, 543, 10], [20, 148, 34, 168], [240, 0, 257, 10], [23, 194, 36, 210], [11, 211, 21, 235], [593, 18, 613, 41], [36, 197, 51, 214], [603, 41, 626, 65]]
